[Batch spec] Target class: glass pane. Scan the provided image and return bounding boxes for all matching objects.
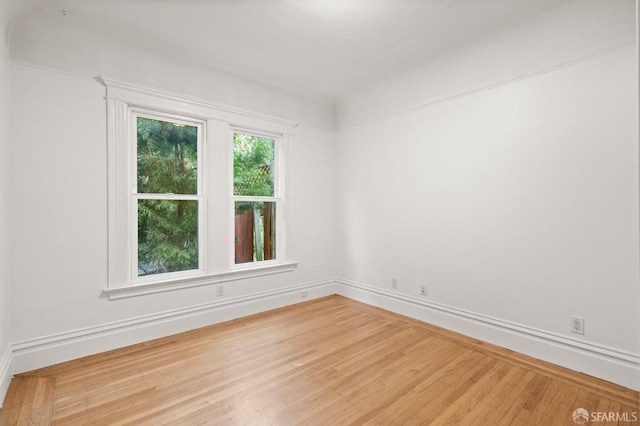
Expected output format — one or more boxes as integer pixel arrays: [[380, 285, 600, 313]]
[[137, 117, 198, 194], [138, 199, 199, 276], [234, 201, 276, 264], [233, 133, 275, 196]]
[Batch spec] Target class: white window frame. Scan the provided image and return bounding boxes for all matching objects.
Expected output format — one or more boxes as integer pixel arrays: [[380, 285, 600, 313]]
[[101, 76, 297, 300], [230, 128, 284, 270], [131, 110, 206, 283]]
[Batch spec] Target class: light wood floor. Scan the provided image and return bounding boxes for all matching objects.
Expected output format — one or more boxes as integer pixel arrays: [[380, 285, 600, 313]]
[[1, 296, 638, 425]]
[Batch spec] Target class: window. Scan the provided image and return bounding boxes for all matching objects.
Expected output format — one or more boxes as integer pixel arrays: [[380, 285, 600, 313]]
[[102, 77, 297, 299], [233, 132, 278, 265], [135, 113, 203, 278]]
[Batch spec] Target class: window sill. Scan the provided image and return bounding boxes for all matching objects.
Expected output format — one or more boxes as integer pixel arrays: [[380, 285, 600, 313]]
[[101, 262, 298, 300]]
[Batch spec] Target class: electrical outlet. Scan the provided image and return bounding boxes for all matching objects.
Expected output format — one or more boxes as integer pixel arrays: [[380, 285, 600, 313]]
[[420, 285, 427, 296], [570, 316, 584, 335], [392, 277, 398, 289], [301, 290, 308, 298], [216, 284, 224, 297]]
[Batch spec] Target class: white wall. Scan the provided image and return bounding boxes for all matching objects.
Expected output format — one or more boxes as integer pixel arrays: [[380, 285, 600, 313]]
[[336, 0, 636, 129], [9, 10, 335, 131], [7, 20, 339, 367], [337, 46, 640, 359], [0, 0, 14, 400]]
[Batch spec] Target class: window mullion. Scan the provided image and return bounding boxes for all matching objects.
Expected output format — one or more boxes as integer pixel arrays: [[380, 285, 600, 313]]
[[208, 120, 231, 273]]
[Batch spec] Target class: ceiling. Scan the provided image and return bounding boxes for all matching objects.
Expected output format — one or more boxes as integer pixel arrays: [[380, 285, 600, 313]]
[[14, 0, 632, 100]]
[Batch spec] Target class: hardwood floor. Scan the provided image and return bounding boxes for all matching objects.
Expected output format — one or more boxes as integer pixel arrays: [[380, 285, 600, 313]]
[[1, 295, 638, 425]]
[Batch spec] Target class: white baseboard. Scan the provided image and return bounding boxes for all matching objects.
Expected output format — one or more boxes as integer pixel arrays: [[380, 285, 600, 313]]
[[11, 279, 336, 375], [336, 278, 640, 391], [0, 345, 13, 408], [5, 276, 639, 405]]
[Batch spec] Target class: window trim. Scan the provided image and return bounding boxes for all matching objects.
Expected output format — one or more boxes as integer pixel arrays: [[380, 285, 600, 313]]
[[101, 262, 299, 300], [101, 76, 298, 299]]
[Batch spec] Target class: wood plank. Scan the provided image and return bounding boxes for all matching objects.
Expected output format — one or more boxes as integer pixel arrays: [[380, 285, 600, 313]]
[[0, 295, 637, 425], [0, 376, 56, 426]]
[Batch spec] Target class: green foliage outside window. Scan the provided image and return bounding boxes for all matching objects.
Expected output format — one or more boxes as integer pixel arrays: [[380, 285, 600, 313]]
[[137, 117, 199, 276], [233, 133, 275, 199]]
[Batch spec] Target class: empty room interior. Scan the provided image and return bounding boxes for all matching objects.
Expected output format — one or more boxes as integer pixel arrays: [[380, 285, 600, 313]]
[[0, 0, 639, 424]]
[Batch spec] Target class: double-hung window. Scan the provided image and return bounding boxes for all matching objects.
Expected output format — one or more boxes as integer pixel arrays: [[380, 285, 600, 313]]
[[232, 131, 280, 266], [102, 77, 297, 299], [134, 112, 204, 279]]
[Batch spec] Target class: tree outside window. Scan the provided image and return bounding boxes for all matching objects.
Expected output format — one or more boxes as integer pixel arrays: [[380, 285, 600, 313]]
[[136, 116, 200, 276]]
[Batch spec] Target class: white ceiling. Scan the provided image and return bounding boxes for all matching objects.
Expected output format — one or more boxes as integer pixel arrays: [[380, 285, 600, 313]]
[[17, 0, 635, 100]]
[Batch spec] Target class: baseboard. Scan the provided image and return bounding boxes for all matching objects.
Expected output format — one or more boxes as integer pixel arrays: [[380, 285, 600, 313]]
[[11, 279, 336, 374], [336, 278, 640, 391], [8, 277, 640, 395], [0, 345, 13, 408]]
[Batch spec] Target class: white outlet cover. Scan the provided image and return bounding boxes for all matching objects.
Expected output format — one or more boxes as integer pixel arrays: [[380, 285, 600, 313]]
[[570, 316, 584, 335]]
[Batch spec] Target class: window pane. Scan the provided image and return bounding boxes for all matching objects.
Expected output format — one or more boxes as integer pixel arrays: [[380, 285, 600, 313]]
[[233, 133, 275, 196], [235, 201, 276, 264], [138, 199, 199, 276], [137, 117, 198, 194]]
